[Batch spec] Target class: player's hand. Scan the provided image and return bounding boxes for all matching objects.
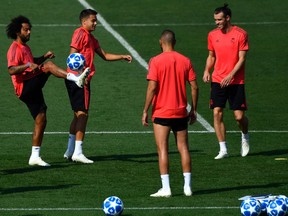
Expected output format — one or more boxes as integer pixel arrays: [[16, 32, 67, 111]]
[[203, 71, 210, 83], [142, 111, 149, 127], [29, 62, 41, 73], [44, 51, 55, 59], [123, 55, 132, 63], [220, 74, 233, 88], [188, 111, 197, 125]]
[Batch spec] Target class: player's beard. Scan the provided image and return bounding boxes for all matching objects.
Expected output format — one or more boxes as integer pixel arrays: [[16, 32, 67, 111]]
[[20, 34, 30, 43]]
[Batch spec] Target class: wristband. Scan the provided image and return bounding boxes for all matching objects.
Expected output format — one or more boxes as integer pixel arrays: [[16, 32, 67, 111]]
[[26, 62, 31, 68]]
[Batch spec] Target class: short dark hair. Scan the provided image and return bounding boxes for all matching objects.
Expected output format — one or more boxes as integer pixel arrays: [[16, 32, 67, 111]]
[[161, 29, 176, 45], [6, 15, 32, 39], [214, 3, 232, 18], [79, 9, 98, 22]]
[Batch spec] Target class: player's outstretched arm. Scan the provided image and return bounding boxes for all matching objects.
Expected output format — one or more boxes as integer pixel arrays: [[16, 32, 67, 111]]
[[96, 47, 132, 63]]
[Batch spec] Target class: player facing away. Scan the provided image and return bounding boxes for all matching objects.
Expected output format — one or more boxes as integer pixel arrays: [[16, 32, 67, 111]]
[[142, 30, 199, 197], [203, 4, 250, 159], [6, 16, 90, 166], [63, 9, 132, 163]]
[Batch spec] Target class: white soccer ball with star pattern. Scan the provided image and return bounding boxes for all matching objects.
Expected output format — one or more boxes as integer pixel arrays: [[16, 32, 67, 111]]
[[66, 53, 86, 72], [102, 196, 124, 216]]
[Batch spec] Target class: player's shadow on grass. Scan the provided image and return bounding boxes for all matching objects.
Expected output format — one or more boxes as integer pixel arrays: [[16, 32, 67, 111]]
[[0, 184, 79, 195], [192, 183, 286, 196], [1, 163, 73, 175], [248, 149, 288, 157], [89, 150, 200, 163]]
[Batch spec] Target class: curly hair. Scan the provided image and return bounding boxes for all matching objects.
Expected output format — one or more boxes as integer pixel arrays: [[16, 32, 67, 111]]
[[6, 15, 32, 39]]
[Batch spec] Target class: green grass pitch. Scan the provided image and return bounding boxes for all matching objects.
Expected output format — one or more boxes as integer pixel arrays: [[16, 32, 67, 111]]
[[0, 0, 287, 215]]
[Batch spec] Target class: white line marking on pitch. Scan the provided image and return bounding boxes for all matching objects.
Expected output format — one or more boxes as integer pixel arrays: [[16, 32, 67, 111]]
[[0, 130, 287, 135], [1, 21, 288, 27], [0, 206, 238, 211]]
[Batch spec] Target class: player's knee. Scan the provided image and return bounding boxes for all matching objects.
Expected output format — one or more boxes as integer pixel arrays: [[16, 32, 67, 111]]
[[234, 113, 245, 122], [42, 61, 55, 72], [76, 111, 88, 118], [213, 109, 223, 120]]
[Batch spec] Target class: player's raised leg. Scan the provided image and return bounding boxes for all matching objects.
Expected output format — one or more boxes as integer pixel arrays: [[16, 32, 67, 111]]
[[42, 61, 90, 88]]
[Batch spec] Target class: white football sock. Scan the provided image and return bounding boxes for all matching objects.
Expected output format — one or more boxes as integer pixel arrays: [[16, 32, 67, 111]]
[[31, 146, 40, 159], [219, 141, 227, 152], [241, 132, 249, 141], [66, 73, 78, 82], [183, 172, 191, 189], [161, 174, 170, 191], [73, 140, 83, 156], [66, 134, 76, 154]]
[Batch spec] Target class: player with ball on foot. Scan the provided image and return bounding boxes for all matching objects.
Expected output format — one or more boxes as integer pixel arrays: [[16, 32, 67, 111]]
[[63, 9, 132, 164]]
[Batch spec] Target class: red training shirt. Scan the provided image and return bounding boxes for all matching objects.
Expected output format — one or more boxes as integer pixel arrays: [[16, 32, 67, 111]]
[[69, 27, 100, 80], [7, 41, 41, 97], [208, 26, 249, 84], [147, 51, 197, 120]]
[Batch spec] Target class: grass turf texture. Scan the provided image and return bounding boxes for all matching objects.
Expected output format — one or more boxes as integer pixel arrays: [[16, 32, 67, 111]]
[[0, 0, 287, 215]]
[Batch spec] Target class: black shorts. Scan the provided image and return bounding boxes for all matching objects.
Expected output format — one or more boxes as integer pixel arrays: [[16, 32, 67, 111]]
[[210, 82, 247, 110], [19, 73, 50, 119], [153, 117, 188, 132], [65, 79, 91, 112]]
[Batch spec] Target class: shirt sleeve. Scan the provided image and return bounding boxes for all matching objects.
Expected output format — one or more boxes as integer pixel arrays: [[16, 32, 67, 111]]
[[239, 31, 249, 51], [188, 60, 197, 81], [7, 45, 21, 68], [70, 29, 84, 51], [207, 32, 214, 51], [147, 57, 158, 81]]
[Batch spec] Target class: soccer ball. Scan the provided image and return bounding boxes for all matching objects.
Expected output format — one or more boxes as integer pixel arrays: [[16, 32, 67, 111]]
[[240, 198, 261, 216], [66, 53, 86, 71], [277, 195, 288, 211], [267, 198, 287, 216], [258, 198, 271, 213], [102, 196, 124, 216]]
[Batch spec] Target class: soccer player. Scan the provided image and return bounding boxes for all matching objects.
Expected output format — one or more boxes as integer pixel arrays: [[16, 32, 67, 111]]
[[6, 15, 90, 166], [203, 4, 250, 159], [142, 30, 198, 197], [63, 9, 132, 163]]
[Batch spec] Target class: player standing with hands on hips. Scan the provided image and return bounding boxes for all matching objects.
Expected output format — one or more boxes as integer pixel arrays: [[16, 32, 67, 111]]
[[203, 4, 250, 159], [142, 30, 198, 197], [63, 9, 132, 164], [6, 16, 90, 166]]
